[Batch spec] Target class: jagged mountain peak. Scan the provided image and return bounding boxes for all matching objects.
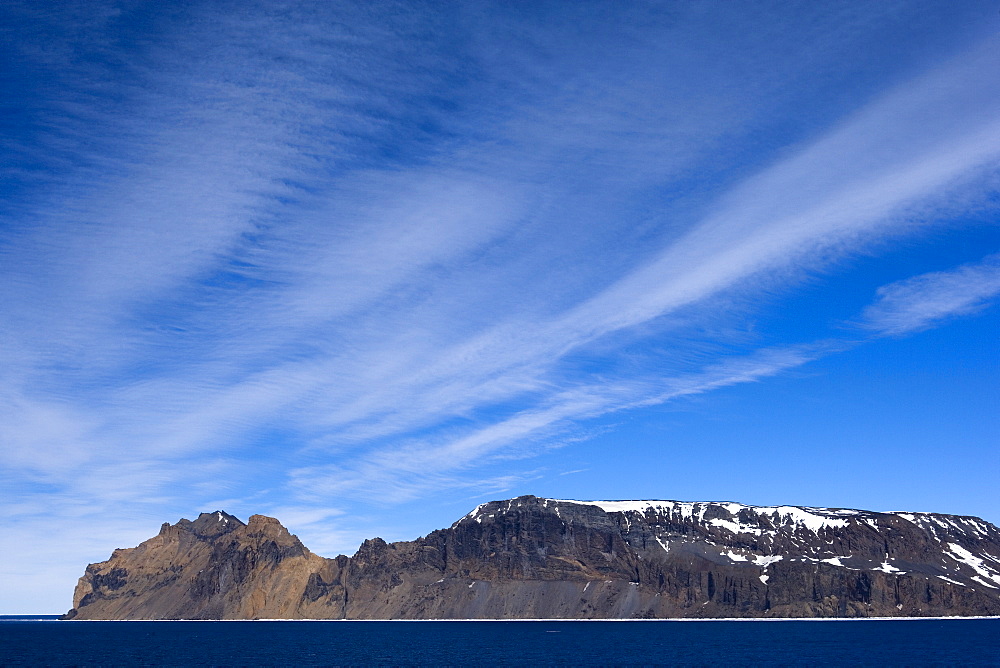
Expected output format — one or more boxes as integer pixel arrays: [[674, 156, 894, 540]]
[[178, 510, 246, 538]]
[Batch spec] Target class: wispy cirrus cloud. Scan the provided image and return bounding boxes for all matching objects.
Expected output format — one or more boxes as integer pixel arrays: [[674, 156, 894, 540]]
[[861, 254, 1000, 336], [5, 23, 1000, 498], [279, 37, 1000, 503], [287, 341, 835, 503]]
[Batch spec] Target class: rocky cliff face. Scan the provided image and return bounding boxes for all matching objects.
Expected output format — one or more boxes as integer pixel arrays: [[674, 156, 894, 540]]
[[64, 496, 1000, 619]]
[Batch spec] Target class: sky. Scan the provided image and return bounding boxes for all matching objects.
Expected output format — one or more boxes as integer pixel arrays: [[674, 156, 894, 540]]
[[1, 0, 998, 614]]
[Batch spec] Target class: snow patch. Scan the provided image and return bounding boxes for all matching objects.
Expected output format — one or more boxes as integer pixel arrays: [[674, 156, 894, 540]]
[[574, 500, 670, 514], [550, 499, 856, 534], [709, 518, 762, 535], [946, 543, 1000, 586], [753, 555, 783, 568], [759, 574, 769, 584], [874, 561, 904, 574], [972, 576, 999, 589], [723, 551, 748, 562], [753, 506, 850, 532], [462, 503, 488, 524]]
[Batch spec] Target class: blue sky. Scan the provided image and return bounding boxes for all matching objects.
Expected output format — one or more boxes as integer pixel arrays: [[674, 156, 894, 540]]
[[2, 1, 998, 613]]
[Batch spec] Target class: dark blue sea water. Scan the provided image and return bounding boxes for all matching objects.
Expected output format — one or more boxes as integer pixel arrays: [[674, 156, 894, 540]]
[[2, 616, 998, 667]]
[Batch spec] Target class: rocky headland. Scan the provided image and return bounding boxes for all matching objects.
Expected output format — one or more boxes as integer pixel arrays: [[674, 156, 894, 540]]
[[64, 495, 1000, 619]]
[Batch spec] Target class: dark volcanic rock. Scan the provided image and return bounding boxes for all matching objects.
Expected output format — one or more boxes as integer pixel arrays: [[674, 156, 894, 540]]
[[64, 496, 1000, 619]]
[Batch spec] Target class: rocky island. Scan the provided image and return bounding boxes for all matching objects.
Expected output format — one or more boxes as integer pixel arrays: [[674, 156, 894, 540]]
[[64, 495, 1000, 619]]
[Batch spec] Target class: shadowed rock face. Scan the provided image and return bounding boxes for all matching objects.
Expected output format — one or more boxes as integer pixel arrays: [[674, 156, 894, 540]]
[[64, 496, 1000, 619]]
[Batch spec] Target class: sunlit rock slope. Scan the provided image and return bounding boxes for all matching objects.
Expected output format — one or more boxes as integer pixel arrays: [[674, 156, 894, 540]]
[[64, 495, 1000, 619]]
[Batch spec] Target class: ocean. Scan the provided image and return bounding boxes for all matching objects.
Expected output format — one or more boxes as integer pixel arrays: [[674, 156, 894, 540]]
[[2, 616, 998, 666]]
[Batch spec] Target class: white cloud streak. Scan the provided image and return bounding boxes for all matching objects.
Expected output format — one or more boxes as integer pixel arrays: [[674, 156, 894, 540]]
[[5, 23, 999, 490], [288, 342, 835, 503], [861, 254, 1000, 335]]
